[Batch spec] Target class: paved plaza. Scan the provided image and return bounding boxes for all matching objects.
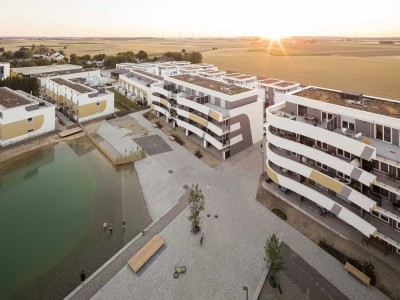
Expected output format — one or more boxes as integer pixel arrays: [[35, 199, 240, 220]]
[[73, 112, 388, 300]]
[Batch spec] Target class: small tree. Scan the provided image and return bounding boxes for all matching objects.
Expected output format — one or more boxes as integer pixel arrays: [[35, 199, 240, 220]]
[[188, 183, 205, 233], [264, 234, 284, 285]]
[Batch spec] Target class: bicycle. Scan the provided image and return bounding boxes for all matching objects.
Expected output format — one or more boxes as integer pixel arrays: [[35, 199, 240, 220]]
[[173, 266, 186, 278]]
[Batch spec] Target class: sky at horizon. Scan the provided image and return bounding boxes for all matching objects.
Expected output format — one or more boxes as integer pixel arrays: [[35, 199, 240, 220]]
[[1, 0, 400, 38]]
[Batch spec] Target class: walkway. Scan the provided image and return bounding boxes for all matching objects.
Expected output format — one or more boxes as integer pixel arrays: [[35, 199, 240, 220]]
[[74, 112, 387, 300]]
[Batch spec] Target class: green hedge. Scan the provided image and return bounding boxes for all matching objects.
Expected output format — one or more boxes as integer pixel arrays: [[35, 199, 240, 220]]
[[319, 240, 376, 285]]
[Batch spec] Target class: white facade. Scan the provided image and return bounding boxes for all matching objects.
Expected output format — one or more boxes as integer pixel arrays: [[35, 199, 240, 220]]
[[36, 68, 101, 87], [50, 52, 64, 61], [46, 78, 114, 122], [0, 88, 55, 146], [0, 62, 10, 79], [265, 86, 400, 254], [150, 74, 263, 159], [222, 73, 258, 88]]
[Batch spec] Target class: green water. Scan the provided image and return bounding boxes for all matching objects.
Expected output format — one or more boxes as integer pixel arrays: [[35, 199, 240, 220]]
[[0, 137, 151, 299]]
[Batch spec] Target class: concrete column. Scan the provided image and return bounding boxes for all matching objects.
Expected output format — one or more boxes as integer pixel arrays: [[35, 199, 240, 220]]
[[203, 139, 208, 148], [185, 129, 189, 136], [173, 120, 177, 128], [156, 111, 160, 117]]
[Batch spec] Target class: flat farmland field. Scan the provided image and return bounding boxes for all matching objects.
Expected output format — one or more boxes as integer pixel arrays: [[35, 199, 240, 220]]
[[1, 38, 399, 99]]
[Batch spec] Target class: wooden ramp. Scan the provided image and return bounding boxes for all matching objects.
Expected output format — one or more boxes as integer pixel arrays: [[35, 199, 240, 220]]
[[59, 127, 83, 138], [128, 235, 164, 273]]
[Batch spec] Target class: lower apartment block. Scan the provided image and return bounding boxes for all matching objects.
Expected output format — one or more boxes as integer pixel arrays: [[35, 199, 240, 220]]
[[0, 87, 55, 146], [46, 78, 114, 122], [150, 74, 263, 159], [265, 86, 400, 255]]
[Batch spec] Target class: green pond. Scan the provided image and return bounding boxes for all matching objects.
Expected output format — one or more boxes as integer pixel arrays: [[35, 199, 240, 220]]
[[0, 136, 151, 299]]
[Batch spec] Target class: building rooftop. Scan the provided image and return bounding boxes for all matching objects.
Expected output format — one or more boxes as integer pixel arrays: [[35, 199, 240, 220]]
[[258, 78, 281, 85], [35, 68, 98, 78], [223, 73, 257, 81], [131, 70, 163, 81], [0, 87, 34, 109], [275, 81, 298, 88], [198, 70, 226, 75], [170, 74, 251, 95], [294, 87, 400, 119], [51, 78, 95, 94], [12, 64, 82, 76]]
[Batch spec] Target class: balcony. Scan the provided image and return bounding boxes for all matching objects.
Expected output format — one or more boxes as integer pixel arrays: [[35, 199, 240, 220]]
[[151, 94, 172, 109], [266, 160, 378, 237], [151, 84, 172, 99], [177, 93, 228, 122], [267, 103, 376, 161], [267, 143, 377, 212]]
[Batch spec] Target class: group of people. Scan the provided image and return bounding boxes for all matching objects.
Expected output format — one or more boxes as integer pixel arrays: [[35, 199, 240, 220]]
[[102, 219, 126, 234]]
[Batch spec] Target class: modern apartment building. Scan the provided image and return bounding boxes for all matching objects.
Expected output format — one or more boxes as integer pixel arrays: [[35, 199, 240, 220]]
[[35, 68, 100, 87], [0, 87, 55, 146], [46, 78, 114, 122], [0, 62, 10, 79], [151, 74, 263, 159], [118, 70, 163, 104], [257, 78, 300, 107], [265, 86, 400, 254], [222, 73, 258, 88], [198, 70, 227, 80]]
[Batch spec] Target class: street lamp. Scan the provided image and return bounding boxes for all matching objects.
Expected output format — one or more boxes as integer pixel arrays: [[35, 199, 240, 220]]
[[243, 286, 248, 300]]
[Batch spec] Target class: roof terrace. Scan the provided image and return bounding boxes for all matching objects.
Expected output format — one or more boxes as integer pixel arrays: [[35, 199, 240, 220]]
[[51, 78, 95, 94], [170, 74, 251, 96], [295, 87, 400, 119], [0, 87, 33, 109]]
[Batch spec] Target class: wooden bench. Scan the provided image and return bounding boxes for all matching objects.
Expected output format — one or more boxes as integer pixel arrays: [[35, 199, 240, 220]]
[[128, 235, 164, 273], [344, 262, 371, 285]]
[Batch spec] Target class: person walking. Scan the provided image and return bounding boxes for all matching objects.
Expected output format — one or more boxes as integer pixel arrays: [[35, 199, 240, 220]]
[[122, 219, 126, 231], [103, 222, 107, 231], [109, 224, 113, 235], [80, 270, 86, 286]]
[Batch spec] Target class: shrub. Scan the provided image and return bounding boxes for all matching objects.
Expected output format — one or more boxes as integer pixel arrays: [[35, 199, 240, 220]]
[[318, 240, 376, 285], [143, 112, 149, 119], [271, 208, 287, 220], [171, 133, 184, 145], [194, 149, 203, 159], [155, 121, 163, 128]]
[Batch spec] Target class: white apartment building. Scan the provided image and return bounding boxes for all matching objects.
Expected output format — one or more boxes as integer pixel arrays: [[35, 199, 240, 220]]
[[0, 62, 10, 80], [198, 70, 227, 81], [118, 70, 163, 104], [257, 78, 300, 107], [0, 87, 55, 146], [265, 86, 400, 255], [150, 74, 263, 159], [46, 78, 114, 122], [35, 68, 101, 87], [222, 73, 258, 88]]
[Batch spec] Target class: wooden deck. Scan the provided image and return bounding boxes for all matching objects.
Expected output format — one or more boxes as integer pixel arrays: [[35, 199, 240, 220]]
[[128, 235, 165, 273], [58, 127, 83, 138]]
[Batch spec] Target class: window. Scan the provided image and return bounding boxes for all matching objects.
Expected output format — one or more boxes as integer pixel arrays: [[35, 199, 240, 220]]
[[372, 160, 379, 170], [381, 162, 389, 174], [397, 221, 400, 230], [315, 183, 328, 191], [380, 214, 389, 223], [27, 129, 33, 133], [381, 188, 389, 199], [342, 121, 355, 130], [337, 149, 351, 159], [27, 117, 33, 123], [371, 211, 380, 217], [316, 141, 328, 150], [0, 111, 2, 119], [337, 171, 350, 180], [376, 124, 391, 143], [316, 161, 328, 171], [321, 112, 333, 122]]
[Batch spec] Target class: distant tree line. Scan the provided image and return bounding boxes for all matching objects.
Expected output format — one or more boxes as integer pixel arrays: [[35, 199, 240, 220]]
[[0, 76, 40, 96]]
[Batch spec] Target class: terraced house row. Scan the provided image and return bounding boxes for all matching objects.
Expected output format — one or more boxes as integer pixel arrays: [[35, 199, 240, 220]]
[[265, 86, 400, 255]]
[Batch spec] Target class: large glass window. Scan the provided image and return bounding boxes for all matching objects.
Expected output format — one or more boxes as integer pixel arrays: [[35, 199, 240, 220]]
[[342, 121, 355, 130], [381, 162, 389, 174], [376, 124, 391, 143], [337, 148, 351, 159]]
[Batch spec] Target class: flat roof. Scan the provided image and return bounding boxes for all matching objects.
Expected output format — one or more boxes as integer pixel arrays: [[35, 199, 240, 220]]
[[132, 70, 163, 81], [12, 64, 82, 76], [198, 70, 226, 75], [0, 87, 34, 109], [36, 68, 98, 78], [275, 81, 297, 88], [294, 87, 400, 119], [51, 78, 94, 93], [223, 73, 257, 81], [258, 78, 281, 84], [169, 74, 251, 96]]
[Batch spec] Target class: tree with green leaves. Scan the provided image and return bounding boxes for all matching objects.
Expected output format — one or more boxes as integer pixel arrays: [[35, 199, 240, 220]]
[[264, 234, 284, 285], [188, 183, 205, 233], [189, 51, 202, 64], [0, 76, 40, 96], [136, 50, 148, 60]]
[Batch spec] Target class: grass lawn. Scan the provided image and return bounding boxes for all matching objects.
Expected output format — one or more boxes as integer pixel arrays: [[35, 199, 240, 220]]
[[108, 88, 146, 111]]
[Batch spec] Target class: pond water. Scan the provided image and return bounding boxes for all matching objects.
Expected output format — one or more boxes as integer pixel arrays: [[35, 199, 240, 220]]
[[0, 136, 151, 299]]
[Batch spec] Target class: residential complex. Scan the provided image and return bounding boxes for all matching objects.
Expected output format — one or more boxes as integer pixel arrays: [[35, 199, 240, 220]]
[[0, 62, 10, 79], [34, 68, 101, 87], [118, 70, 163, 104], [150, 74, 263, 159], [45, 78, 114, 122], [0, 87, 55, 146], [257, 78, 300, 107], [265, 86, 400, 255]]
